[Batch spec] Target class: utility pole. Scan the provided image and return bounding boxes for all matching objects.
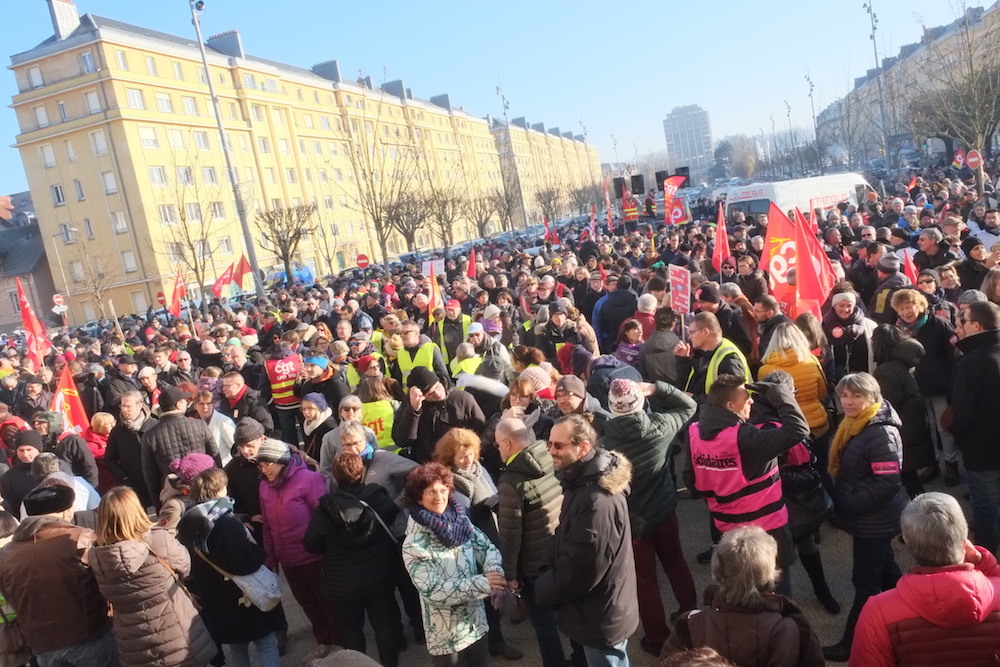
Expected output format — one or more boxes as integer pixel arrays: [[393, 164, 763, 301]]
[[496, 82, 528, 231], [805, 73, 823, 174], [864, 2, 891, 168], [784, 100, 796, 177], [770, 116, 778, 180], [188, 0, 264, 298]]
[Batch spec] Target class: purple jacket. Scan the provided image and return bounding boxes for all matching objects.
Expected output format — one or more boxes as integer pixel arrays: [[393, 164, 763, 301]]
[[259, 456, 325, 569]]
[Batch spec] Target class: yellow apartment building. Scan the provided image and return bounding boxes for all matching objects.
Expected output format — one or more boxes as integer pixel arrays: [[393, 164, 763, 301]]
[[11, 1, 600, 325]]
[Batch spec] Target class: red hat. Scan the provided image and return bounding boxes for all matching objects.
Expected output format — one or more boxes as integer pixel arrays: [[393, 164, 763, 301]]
[[445, 299, 460, 309], [382, 284, 397, 297], [353, 355, 378, 375]]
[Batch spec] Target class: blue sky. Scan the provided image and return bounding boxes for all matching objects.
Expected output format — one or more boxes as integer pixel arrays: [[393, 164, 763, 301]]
[[1, 0, 962, 193]]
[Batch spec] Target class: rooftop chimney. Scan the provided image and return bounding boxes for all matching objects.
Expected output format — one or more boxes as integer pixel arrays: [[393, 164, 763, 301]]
[[48, 0, 80, 40], [206, 29, 244, 59]]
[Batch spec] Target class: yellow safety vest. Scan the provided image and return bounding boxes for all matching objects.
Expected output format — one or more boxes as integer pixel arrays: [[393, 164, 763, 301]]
[[437, 314, 471, 364], [370, 330, 384, 355], [361, 399, 396, 451], [346, 352, 385, 391], [450, 356, 482, 377], [397, 342, 437, 390], [686, 339, 751, 395]]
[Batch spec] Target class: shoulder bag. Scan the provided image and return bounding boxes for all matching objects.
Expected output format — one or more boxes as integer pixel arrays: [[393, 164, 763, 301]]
[[195, 548, 282, 612]]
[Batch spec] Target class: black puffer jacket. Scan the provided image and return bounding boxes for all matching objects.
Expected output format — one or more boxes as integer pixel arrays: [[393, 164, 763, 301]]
[[535, 448, 639, 648], [219, 388, 275, 435], [303, 483, 400, 601], [497, 440, 562, 580], [46, 432, 99, 489], [831, 402, 906, 539], [597, 290, 638, 352], [599, 382, 696, 537], [872, 339, 935, 472], [141, 411, 219, 508], [869, 272, 912, 325], [106, 414, 156, 508], [949, 329, 1000, 472], [639, 329, 681, 385], [910, 314, 955, 396]]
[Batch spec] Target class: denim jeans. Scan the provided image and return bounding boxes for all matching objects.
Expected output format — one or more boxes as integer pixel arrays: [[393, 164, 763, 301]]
[[275, 408, 300, 445], [36, 628, 118, 667], [581, 638, 631, 667], [965, 468, 1000, 554], [225, 632, 280, 667], [521, 577, 566, 667]]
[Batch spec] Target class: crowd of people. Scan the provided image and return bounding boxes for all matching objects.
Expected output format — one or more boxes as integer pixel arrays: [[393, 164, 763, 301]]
[[0, 163, 997, 666]]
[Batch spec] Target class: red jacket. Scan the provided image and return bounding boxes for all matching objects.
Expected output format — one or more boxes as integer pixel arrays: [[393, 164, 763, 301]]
[[850, 546, 1000, 666]]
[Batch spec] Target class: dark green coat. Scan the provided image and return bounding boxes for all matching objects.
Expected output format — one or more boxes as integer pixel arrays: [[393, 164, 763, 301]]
[[599, 381, 696, 538]]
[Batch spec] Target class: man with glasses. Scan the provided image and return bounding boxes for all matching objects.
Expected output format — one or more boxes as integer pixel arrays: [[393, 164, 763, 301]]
[[675, 311, 751, 405], [950, 301, 1000, 553], [172, 350, 198, 385], [391, 320, 448, 392]]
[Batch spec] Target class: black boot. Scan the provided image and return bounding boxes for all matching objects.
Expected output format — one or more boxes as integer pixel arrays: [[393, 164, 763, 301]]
[[945, 461, 961, 487], [800, 551, 840, 614]]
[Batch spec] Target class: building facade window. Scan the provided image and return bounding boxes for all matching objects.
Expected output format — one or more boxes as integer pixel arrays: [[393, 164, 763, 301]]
[[111, 211, 127, 233], [40, 144, 56, 168], [145, 56, 157, 76], [126, 88, 144, 110], [90, 130, 107, 155], [115, 50, 128, 70], [101, 172, 117, 194], [80, 52, 95, 75], [51, 184, 65, 206], [156, 93, 172, 113], [86, 91, 101, 114], [121, 250, 137, 272], [158, 204, 177, 225]]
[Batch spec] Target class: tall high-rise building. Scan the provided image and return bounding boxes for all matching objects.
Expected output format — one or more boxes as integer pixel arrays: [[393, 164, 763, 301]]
[[662, 105, 713, 182], [10, 0, 601, 324]]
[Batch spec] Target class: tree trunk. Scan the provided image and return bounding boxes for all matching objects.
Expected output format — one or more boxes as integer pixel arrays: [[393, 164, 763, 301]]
[[283, 256, 294, 287]]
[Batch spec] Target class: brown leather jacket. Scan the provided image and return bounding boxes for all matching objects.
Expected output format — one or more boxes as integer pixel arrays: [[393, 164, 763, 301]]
[[0, 516, 111, 653]]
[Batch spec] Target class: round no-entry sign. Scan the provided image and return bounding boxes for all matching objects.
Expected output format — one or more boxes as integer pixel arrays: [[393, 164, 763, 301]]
[[967, 149, 983, 170], [52, 293, 63, 306], [357, 254, 370, 269], [157, 291, 166, 306]]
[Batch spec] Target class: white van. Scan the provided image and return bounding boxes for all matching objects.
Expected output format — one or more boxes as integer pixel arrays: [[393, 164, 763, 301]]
[[725, 173, 875, 220]]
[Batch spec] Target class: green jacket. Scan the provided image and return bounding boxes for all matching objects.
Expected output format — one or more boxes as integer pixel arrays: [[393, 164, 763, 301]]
[[599, 381, 697, 537], [497, 440, 563, 580]]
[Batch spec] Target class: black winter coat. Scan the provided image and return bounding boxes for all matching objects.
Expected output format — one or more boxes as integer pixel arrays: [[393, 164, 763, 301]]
[[949, 329, 1000, 471], [46, 432, 99, 489], [599, 383, 696, 537], [141, 411, 219, 508], [106, 416, 156, 508], [303, 483, 400, 601], [223, 455, 264, 545], [597, 290, 638, 352], [104, 369, 140, 416], [870, 273, 912, 325], [177, 507, 280, 644], [535, 448, 639, 648], [910, 314, 955, 396], [955, 258, 988, 292], [392, 391, 486, 464], [872, 339, 935, 473], [219, 388, 275, 435], [831, 402, 906, 538], [639, 330, 681, 385]]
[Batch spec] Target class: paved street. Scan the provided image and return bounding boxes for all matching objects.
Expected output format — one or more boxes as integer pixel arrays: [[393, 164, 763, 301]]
[[279, 472, 967, 665]]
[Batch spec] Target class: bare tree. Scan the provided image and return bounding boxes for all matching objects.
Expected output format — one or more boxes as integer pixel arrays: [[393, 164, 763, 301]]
[[313, 219, 341, 278], [489, 182, 520, 233], [534, 186, 564, 225], [70, 238, 119, 317], [387, 192, 427, 253], [254, 204, 318, 287], [465, 194, 495, 239], [423, 182, 465, 251]]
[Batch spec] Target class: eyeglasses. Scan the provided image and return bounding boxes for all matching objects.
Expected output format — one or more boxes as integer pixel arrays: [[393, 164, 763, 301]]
[[917, 279, 936, 285], [688, 328, 704, 335]]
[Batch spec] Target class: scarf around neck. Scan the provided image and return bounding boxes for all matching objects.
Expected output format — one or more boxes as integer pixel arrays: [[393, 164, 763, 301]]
[[187, 496, 237, 553], [409, 496, 474, 548], [829, 402, 881, 478], [897, 311, 929, 335]]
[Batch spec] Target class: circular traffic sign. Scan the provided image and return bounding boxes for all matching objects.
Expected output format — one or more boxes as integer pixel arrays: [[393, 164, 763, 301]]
[[52, 293, 63, 306], [357, 254, 370, 269], [157, 291, 166, 306], [967, 149, 983, 170]]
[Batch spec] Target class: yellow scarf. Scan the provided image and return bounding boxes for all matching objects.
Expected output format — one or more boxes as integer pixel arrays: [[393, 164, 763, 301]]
[[828, 402, 881, 478]]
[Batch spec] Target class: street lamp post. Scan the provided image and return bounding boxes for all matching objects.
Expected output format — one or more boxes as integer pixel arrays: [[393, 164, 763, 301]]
[[496, 82, 528, 232], [188, 0, 265, 298], [784, 100, 796, 177], [805, 74, 823, 175], [864, 2, 891, 167]]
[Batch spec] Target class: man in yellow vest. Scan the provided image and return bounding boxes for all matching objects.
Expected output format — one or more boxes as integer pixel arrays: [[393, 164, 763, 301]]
[[393, 320, 449, 391], [449, 342, 482, 379], [675, 311, 751, 405]]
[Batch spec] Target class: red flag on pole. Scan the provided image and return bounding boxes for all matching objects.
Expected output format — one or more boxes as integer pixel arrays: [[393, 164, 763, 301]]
[[552, 226, 561, 246], [793, 208, 837, 320], [50, 364, 90, 435], [661, 175, 686, 211], [902, 249, 920, 286], [233, 254, 253, 289], [907, 175, 917, 190], [590, 204, 597, 239], [16, 277, 50, 371], [467, 248, 477, 279], [712, 202, 731, 272], [169, 271, 185, 318], [668, 198, 688, 225], [542, 216, 551, 241], [764, 204, 799, 315], [211, 263, 235, 298], [427, 261, 443, 324]]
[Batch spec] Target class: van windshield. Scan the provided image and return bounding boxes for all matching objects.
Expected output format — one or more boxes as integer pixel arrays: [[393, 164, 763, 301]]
[[727, 199, 771, 218]]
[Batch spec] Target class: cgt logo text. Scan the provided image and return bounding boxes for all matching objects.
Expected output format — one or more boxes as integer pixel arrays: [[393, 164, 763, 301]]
[[693, 453, 738, 470], [273, 359, 297, 376]]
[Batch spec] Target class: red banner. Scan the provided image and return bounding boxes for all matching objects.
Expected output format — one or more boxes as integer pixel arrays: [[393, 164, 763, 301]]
[[427, 260, 443, 324], [668, 264, 691, 314], [233, 254, 253, 289], [467, 248, 477, 279], [16, 277, 50, 370], [662, 175, 686, 211], [169, 271, 185, 318], [764, 204, 798, 315], [50, 364, 89, 435], [604, 178, 613, 234], [712, 201, 731, 272], [590, 204, 597, 239], [211, 263, 235, 298], [668, 198, 688, 225], [793, 208, 837, 320]]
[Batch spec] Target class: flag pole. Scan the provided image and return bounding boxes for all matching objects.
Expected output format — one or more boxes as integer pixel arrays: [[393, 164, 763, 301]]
[[107, 299, 127, 343]]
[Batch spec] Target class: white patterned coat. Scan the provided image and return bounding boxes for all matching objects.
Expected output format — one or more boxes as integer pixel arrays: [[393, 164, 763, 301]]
[[401, 516, 503, 656]]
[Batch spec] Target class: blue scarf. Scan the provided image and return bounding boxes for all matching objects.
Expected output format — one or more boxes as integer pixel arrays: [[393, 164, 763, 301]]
[[409, 496, 473, 548], [186, 496, 237, 553]]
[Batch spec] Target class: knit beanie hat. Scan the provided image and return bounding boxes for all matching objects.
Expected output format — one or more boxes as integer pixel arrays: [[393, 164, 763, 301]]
[[520, 367, 550, 394], [877, 255, 900, 274], [555, 374, 587, 400], [571, 345, 594, 377], [302, 392, 328, 412], [254, 439, 291, 465], [169, 453, 216, 485], [483, 305, 502, 321], [961, 236, 984, 257], [15, 429, 43, 451], [234, 417, 265, 444], [831, 292, 857, 308], [408, 366, 441, 394], [609, 378, 644, 416]]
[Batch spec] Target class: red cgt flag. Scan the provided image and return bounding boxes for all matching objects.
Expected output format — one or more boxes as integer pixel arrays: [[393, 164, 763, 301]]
[[662, 175, 686, 211], [668, 198, 688, 225], [712, 202, 731, 272], [764, 204, 799, 315], [793, 208, 837, 320], [16, 277, 50, 370], [169, 271, 185, 318], [902, 249, 920, 286], [211, 263, 235, 299], [467, 248, 477, 279], [233, 254, 253, 289], [50, 364, 89, 435]]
